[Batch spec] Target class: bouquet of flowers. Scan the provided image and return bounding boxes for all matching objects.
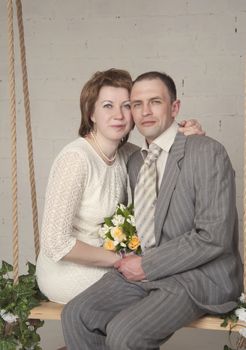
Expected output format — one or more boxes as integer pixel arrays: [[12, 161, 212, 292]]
[[99, 203, 141, 256]]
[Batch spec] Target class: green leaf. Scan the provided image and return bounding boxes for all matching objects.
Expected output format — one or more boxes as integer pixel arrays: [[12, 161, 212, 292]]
[[135, 246, 142, 255], [0, 340, 16, 350], [223, 346, 233, 350], [0, 260, 45, 349], [105, 232, 113, 240], [0, 261, 13, 275], [220, 319, 228, 327], [104, 218, 112, 226], [27, 261, 36, 276]]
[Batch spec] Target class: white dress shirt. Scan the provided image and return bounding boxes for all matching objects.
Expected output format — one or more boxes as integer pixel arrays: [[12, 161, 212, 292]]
[[140, 121, 178, 190]]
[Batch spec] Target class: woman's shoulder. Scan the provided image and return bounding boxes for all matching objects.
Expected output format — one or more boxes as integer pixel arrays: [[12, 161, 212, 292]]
[[45, 138, 89, 189], [55, 137, 92, 161], [61, 137, 87, 154], [50, 138, 89, 173]]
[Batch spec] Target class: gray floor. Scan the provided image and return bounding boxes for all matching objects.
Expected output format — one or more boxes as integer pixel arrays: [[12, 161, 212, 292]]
[[39, 320, 234, 350]]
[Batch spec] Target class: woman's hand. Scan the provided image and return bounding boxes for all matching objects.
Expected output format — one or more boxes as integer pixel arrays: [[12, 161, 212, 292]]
[[178, 119, 205, 136]]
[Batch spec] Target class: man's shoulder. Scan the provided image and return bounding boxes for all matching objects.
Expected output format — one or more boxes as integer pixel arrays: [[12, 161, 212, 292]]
[[118, 142, 140, 166], [119, 142, 139, 156], [126, 148, 143, 175], [184, 134, 226, 154], [128, 148, 142, 164], [182, 134, 234, 171]]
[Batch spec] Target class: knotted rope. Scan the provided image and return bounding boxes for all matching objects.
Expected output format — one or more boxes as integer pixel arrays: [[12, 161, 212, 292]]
[[16, 0, 40, 258], [244, 61, 246, 292], [7, 0, 40, 283], [7, 0, 19, 284]]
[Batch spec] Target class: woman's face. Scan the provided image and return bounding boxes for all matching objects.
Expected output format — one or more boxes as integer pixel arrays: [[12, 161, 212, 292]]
[[91, 86, 133, 142]]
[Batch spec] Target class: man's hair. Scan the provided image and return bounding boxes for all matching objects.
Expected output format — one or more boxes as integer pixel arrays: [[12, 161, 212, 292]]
[[79, 68, 132, 138], [133, 71, 177, 102]]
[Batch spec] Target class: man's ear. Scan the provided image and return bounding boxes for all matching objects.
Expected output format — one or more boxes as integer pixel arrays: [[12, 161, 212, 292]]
[[171, 100, 181, 118]]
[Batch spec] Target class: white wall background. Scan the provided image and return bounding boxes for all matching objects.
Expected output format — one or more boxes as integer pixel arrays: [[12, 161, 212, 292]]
[[0, 0, 246, 349]]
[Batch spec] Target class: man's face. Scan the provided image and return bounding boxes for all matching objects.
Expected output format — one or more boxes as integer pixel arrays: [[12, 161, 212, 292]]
[[130, 78, 180, 144]]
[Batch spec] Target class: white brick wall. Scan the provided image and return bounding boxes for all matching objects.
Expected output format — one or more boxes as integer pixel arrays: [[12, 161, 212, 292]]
[[1, 0, 246, 348]]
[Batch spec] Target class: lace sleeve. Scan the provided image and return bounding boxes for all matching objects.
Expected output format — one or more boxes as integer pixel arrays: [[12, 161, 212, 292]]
[[41, 150, 87, 262]]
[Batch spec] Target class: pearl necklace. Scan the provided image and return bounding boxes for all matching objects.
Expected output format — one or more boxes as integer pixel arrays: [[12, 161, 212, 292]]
[[90, 132, 117, 163]]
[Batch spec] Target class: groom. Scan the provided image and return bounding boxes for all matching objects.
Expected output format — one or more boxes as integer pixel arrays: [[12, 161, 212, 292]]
[[61, 71, 243, 350]]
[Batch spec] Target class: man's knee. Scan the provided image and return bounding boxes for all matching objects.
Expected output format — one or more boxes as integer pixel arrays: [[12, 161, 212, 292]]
[[106, 320, 138, 350], [106, 322, 127, 350]]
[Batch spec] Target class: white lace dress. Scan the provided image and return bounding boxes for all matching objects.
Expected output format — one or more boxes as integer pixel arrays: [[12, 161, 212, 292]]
[[36, 138, 138, 304]]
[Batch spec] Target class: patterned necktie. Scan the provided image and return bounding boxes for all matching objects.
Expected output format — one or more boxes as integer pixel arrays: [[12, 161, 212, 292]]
[[134, 143, 162, 252]]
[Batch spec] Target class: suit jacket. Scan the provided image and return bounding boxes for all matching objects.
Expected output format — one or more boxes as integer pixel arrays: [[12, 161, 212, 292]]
[[127, 133, 243, 314]]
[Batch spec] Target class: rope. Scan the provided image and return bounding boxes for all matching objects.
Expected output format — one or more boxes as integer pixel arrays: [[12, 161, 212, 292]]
[[16, 0, 40, 258], [244, 58, 246, 293], [7, 0, 19, 284]]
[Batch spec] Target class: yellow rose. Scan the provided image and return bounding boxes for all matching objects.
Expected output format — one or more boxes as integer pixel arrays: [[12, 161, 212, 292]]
[[128, 235, 141, 250], [103, 239, 116, 251], [111, 227, 126, 242]]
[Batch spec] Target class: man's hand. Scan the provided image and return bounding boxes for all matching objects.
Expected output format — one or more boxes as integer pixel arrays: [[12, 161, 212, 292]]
[[178, 119, 205, 136], [114, 255, 146, 281]]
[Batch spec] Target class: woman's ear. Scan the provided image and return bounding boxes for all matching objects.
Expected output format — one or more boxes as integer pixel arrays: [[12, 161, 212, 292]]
[[90, 115, 96, 133]]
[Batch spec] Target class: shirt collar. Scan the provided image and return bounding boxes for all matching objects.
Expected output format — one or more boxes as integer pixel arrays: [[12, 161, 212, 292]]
[[140, 121, 178, 159]]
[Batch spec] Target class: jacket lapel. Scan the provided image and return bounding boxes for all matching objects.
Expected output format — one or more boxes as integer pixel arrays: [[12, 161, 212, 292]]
[[155, 132, 187, 245], [128, 152, 143, 199]]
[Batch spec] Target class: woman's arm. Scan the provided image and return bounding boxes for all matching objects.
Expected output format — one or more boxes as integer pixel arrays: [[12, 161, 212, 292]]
[[42, 149, 120, 267], [64, 240, 119, 267]]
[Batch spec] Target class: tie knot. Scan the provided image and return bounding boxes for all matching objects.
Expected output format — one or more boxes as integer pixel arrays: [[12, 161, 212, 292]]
[[144, 144, 162, 167]]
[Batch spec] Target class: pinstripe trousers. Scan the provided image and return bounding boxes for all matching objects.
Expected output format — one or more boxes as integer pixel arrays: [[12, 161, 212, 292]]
[[61, 270, 204, 350]]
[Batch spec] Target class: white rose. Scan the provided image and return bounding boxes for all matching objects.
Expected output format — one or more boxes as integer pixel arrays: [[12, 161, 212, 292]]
[[112, 215, 125, 226], [98, 224, 111, 238], [118, 204, 127, 211], [0, 309, 18, 323], [240, 293, 246, 303], [235, 308, 246, 322], [127, 215, 135, 226]]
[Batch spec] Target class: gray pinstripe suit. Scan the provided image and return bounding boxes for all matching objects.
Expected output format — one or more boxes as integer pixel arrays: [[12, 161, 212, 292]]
[[62, 133, 243, 350]]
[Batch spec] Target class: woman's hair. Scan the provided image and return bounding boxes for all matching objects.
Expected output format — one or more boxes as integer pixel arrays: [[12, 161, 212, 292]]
[[79, 68, 132, 139]]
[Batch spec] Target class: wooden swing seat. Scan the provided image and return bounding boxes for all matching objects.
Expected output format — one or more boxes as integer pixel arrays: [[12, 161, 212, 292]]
[[30, 301, 62, 321], [29, 301, 245, 332]]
